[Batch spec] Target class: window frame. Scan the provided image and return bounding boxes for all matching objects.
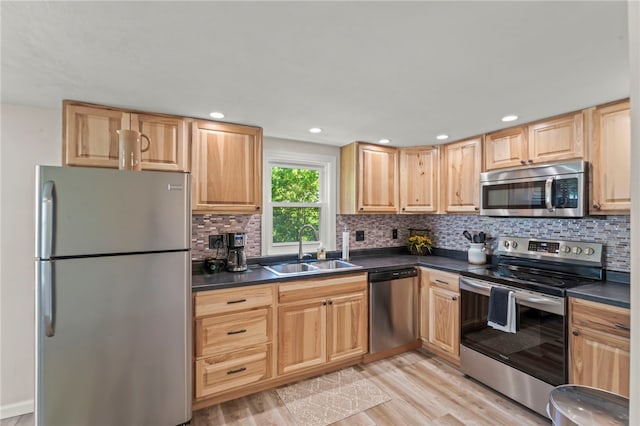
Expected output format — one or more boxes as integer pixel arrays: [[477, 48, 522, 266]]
[[262, 150, 336, 256]]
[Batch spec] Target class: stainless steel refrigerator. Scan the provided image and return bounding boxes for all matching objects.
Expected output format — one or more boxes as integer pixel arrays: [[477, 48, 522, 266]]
[[35, 166, 192, 426]]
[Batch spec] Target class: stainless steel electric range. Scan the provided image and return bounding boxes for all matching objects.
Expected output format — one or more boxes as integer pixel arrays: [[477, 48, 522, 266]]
[[459, 236, 604, 416]]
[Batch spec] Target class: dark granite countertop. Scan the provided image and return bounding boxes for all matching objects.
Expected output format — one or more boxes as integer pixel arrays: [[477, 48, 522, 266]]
[[567, 280, 630, 309], [192, 254, 488, 292]]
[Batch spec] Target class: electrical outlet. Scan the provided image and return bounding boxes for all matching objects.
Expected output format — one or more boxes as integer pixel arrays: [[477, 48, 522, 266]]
[[355, 230, 365, 241], [208, 234, 225, 249], [392, 229, 398, 239]]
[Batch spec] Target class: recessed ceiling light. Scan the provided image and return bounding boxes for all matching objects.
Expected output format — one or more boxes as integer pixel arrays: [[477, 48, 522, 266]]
[[436, 134, 449, 140], [501, 115, 518, 122], [378, 139, 390, 144], [209, 112, 225, 119], [309, 127, 323, 134]]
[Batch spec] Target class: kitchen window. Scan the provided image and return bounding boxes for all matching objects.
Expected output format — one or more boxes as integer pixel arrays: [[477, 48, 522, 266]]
[[262, 151, 336, 255]]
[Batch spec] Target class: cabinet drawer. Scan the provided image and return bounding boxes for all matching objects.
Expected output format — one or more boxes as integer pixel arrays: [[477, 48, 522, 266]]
[[278, 273, 367, 304], [196, 308, 270, 357], [195, 344, 270, 399], [570, 298, 630, 338], [426, 269, 459, 292], [194, 284, 274, 317]]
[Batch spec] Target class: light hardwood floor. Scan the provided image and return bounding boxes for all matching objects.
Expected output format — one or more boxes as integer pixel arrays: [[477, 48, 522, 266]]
[[1, 350, 550, 425]]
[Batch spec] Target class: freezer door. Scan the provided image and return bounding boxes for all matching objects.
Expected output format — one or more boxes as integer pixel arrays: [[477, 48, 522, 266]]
[[36, 166, 190, 258], [35, 251, 191, 426]]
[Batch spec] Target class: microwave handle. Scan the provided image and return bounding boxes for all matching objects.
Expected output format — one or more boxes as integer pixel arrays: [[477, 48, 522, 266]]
[[545, 177, 554, 211]]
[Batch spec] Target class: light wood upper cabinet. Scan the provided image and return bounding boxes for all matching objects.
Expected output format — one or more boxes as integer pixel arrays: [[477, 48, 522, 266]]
[[399, 147, 439, 213], [569, 298, 630, 397], [191, 120, 263, 214], [130, 113, 189, 171], [527, 112, 584, 164], [63, 103, 125, 168], [484, 112, 584, 171], [63, 101, 189, 171], [588, 100, 631, 215], [340, 142, 399, 213], [442, 137, 482, 213], [484, 127, 528, 171], [277, 273, 367, 376]]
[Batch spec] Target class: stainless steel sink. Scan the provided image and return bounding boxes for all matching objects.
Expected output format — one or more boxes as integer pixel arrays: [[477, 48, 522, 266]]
[[263, 260, 361, 276]]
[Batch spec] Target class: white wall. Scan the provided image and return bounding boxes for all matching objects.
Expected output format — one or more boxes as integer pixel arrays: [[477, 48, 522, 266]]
[[1, 104, 61, 418], [628, 1, 639, 423]]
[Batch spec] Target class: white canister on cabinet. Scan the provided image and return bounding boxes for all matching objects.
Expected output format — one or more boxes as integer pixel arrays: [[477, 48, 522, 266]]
[[468, 243, 487, 265]]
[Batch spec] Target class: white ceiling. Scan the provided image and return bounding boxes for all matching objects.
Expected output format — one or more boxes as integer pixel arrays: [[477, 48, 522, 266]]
[[1, 1, 629, 147]]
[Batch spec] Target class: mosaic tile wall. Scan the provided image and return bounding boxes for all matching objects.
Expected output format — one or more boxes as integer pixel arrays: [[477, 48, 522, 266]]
[[192, 214, 261, 259], [193, 214, 631, 272]]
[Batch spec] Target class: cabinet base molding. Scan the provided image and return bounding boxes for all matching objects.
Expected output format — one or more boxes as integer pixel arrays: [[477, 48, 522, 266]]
[[362, 340, 421, 364], [192, 354, 364, 411], [421, 338, 460, 366]]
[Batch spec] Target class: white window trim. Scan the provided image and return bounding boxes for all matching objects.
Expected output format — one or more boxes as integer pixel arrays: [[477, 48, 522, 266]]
[[262, 150, 336, 256]]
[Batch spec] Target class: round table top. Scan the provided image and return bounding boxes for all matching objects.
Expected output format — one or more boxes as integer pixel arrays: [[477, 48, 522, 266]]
[[548, 385, 629, 426]]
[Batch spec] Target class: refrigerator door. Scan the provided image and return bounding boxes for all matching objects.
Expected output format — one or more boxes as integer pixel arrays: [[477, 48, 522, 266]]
[[36, 251, 191, 426], [36, 166, 190, 259]]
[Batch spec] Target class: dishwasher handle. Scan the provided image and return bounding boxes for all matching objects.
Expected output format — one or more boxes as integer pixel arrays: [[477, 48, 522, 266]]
[[369, 268, 418, 282]]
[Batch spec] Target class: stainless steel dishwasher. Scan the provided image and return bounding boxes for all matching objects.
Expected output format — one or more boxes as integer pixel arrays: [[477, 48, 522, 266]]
[[369, 267, 419, 354]]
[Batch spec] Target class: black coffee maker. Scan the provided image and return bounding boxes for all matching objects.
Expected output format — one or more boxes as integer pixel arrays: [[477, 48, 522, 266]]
[[226, 232, 247, 272]]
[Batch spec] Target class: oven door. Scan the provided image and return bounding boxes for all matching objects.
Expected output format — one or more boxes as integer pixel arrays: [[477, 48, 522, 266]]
[[459, 276, 566, 386], [480, 173, 584, 217]]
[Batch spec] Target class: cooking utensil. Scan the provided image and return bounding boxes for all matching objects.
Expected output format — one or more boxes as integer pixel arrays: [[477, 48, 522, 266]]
[[473, 234, 480, 243], [479, 232, 486, 243], [463, 230, 473, 242]]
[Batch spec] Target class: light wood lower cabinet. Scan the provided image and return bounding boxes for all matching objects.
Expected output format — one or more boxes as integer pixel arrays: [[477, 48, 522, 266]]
[[569, 297, 630, 397], [193, 285, 275, 401], [278, 273, 368, 376], [419, 267, 460, 364]]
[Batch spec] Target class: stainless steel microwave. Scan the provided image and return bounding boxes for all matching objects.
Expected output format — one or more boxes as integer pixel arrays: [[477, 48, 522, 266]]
[[480, 161, 587, 217]]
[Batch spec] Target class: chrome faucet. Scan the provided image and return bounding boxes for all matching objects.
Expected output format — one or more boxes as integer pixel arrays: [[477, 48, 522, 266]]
[[298, 224, 319, 260]]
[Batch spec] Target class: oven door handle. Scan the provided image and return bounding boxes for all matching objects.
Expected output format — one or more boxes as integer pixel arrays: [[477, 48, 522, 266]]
[[516, 295, 558, 305]]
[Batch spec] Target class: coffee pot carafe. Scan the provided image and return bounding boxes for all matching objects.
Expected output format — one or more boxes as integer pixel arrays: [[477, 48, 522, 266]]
[[117, 129, 150, 171], [226, 232, 247, 272]]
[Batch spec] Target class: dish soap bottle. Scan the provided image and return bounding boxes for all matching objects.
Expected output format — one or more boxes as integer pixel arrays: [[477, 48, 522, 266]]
[[317, 243, 327, 260]]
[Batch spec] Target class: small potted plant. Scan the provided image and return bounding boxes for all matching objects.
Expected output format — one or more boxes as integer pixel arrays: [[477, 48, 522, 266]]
[[407, 234, 433, 255]]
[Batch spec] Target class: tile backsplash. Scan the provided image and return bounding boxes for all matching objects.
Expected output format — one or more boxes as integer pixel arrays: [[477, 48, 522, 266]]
[[193, 214, 630, 272]]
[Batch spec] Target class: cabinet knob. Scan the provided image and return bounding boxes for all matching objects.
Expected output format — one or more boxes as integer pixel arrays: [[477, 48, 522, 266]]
[[592, 203, 601, 210], [359, 207, 364, 211], [402, 207, 406, 211], [474, 207, 480, 211], [520, 160, 526, 165], [528, 159, 533, 163], [256, 206, 261, 210], [322, 300, 327, 306], [328, 300, 333, 305], [572, 330, 580, 336], [451, 296, 457, 301]]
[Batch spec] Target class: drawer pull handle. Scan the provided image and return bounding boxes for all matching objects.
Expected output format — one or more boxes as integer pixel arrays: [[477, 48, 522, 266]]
[[227, 367, 247, 375], [435, 279, 449, 285], [227, 299, 247, 304], [227, 329, 247, 335], [614, 323, 631, 331]]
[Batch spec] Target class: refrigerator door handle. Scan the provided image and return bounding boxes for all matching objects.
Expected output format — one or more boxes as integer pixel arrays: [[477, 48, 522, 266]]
[[40, 180, 55, 259], [40, 261, 56, 337]]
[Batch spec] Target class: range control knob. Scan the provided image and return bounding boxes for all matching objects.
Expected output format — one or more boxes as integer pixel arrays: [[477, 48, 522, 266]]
[[584, 247, 595, 255], [511, 241, 518, 249], [503, 240, 510, 248], [572, 247, 583, 255], [560, 245, 571, 253]]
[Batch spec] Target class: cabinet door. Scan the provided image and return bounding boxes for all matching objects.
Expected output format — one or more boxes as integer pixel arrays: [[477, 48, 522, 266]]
[[527, 112, 584, 164], [278, 300, 326, 375], [419, 268, 429, 342], [63, 103, 126, 168], [358, 144, 399, 213], [399, 147, 439, 213], [327, 291, 367, 363], [589, 101, 631, 214], [484, 127, 527, 170], [428, 286, 459, 358], [130, 113, 189, 171], [443, 138, 481, 213], [192, 120, 263, 213], [569, 327, 630, 397]]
